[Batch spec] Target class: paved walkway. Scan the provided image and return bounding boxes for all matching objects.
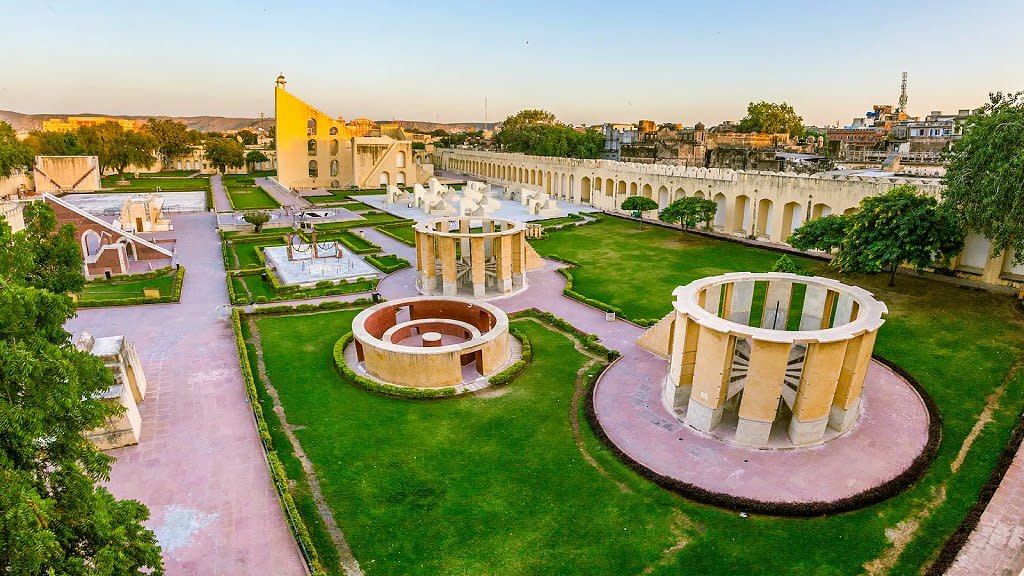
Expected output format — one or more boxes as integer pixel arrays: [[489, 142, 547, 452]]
[[210, 174, 232, 212], [257, 177, 311, 209], [948, 444, 1024, 575], [66, 214, 306, 576]]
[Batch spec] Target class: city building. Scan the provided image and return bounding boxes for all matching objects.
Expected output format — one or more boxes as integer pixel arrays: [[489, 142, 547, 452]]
[[42, 116, 143, 133]]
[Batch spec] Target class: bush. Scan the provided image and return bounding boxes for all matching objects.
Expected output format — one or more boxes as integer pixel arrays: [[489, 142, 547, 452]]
[[772, 255, 800, 274]]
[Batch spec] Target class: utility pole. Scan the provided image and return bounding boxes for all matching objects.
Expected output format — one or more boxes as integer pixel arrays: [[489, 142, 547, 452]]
[[898, 72, 908, 113]]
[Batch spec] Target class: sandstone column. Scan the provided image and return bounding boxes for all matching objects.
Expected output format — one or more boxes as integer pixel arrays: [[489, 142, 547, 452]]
[[830, 330, 877, 431], [440, 236, 457, 296], [789, 340, 848, 444], [496, 234, 512, 294], [685, 326, 734, 433], [735, 339, 790, 446], [470, 237, 486, 298]]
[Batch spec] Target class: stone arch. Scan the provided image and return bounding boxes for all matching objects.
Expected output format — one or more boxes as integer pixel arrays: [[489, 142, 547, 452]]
[[329, 126, 338, 135], [81, 229, 102, 257], [118, 238, 138, 261], [185, 160, 191, 170], [781, 202, 803, 239], [330, 139, 339, 155], [545, 171, 552, 194], [397, 171, 406, 186], [734, 194, 751, 234], [630, 182, 638, 196], [581, 176, 591, 203], [330, 159, 339, 177], [605, 179, 614, 197], [756, 198, 774, 238], [380, 171, 390, 188], [713, 193, 727, 229], [396, 151, 406, 168], [843, 207, 858, 215], [674, 187, 685, 201], [176, 160, 182, 170], [657, 185, 669, 208], [308, 160, 318, 178], [618, 180, 627, 198], [307, 139, 317, 156], [307, 117, 317, 135], [568, 174, 575, 201], [641, 183, 653, 199], [811, 202, 832, 220], [694, 190, 705, 199], [594, 177, 603, 195], [530, 169, 537, 185]]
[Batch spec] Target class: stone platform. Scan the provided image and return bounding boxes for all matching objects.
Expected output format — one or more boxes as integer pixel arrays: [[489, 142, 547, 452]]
[[592, 357, 934, 510]]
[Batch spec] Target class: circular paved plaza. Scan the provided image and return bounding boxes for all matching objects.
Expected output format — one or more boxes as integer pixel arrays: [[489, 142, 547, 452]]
[[592, 355, 935, 512]]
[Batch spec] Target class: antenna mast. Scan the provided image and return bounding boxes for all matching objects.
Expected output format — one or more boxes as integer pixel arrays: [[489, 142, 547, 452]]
[[898, 72, 908, 112]]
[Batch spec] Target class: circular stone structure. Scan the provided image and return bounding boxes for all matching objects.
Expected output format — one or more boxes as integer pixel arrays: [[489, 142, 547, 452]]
[[664, 272, 889, 447], [414, 216, 529, 298], [591, 273, 936, 512], [351, 296, 511, 389]]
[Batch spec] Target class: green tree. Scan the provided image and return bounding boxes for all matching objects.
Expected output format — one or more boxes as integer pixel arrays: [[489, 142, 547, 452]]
[[792, 185, 964, 286], [236, 129, 258, 146], [0, 204, 163, 575], [658, 197, 717, 231], [500, 109, 557, 131], [943, 91, 1024, 265], [204, 137, 246, 173], [78, 122, 156, 177], [243, 210, 271, 233], [738, 101, 805, 138], [23, 129, 85, 157], [0, 121, 34, 178], [771, 255, 801, 274], [621, 196, 659, 230], [245, 149, 269, 172], [143, 118, 193, 165], [788, 213, 851, 252]]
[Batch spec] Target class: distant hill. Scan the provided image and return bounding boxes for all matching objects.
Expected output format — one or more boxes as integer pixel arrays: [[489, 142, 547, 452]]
[[0, 109, 497, 135]]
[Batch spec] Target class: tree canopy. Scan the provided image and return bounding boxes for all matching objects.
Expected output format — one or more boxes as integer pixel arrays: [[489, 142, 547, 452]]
[[204, 137, 246, 172], [495, 109, 604, 159], [621, 196, 659, 229], [243, 210, 271, 233], [943, 91, 1024, 265], [143, 118, 195, 164], [790, 185, 964, 285], [245, 149, 269, 171], [0, 203, 163, 574], [0, 121, 34, 178], [236, 129, 258, 146], [658, 197, 717, 231], [738, 101, 805, 137], [77, 122, 157, 176], [788, 213, 851, 253]]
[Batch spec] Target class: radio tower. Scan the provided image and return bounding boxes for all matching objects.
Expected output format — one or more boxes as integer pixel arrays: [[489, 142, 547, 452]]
[[898, 72, 908, 113]]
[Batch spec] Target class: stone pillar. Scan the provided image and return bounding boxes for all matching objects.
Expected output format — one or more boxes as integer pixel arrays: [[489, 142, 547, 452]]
[[414, 231, 425, 291], [735, 339, 790, 446], [789, 340, 848, 445], [830, 330, 877, 431], [511, 231, 525, 286], [496, 234, 513, 294], [666, 313, 701, 410], [423, 233, 437, 293], [760, 280, 793, 330], [459, 219, 471, 260], [685, 326, 734, 433], [470, 237, 486, 297], [440, 237, 457, 296], [726, 280, 754, 325]]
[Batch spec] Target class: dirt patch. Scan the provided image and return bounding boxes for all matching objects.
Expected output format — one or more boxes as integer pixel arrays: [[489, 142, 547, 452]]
[[952, 360, 1023, 473], [640, 509, 701, 575], [864, 486, 948, 575]]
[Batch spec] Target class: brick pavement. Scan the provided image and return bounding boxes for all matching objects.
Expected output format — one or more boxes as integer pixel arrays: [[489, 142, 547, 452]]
[[66, 213, 306, 576]]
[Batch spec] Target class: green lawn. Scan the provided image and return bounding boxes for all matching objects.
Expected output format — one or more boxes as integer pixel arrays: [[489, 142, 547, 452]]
[[100, 174, 210, 192], [532, 214, 1024, 573], [223, 175, 280, 210], [80, 270, 176, 301], [376, 222, 415, 246]]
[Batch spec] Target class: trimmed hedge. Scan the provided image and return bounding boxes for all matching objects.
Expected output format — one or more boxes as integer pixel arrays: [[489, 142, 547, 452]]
[[583, 354, 942, 517], [332, 332, 457, 399], [487, 327, 533, 387], [365, 254, 411, 274], [512, 308, 619, 360], [230, 309, 327, 576], [375, 222, 416, 246], [76, 266, 185, 308], [330, 326, 534, 399]]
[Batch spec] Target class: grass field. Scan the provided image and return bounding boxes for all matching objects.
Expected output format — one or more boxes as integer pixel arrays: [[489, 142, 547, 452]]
[[223, 175, 280, 210], [376, 222, 415, 245], [101, 174, 210, 192], [241, 213, 1024, 574], [80, 269, 177, 301]]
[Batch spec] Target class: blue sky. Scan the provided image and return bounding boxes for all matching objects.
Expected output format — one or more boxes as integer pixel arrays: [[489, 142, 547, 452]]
[[2, 0, 1021, 126]]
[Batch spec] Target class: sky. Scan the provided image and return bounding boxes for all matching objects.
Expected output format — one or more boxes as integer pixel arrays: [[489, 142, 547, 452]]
[[2, 0, 1022, 127]]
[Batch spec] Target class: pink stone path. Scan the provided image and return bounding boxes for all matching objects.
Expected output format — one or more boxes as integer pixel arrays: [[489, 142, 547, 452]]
[[947, 455, 1024, 576], [66, 213, 307, 576]]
